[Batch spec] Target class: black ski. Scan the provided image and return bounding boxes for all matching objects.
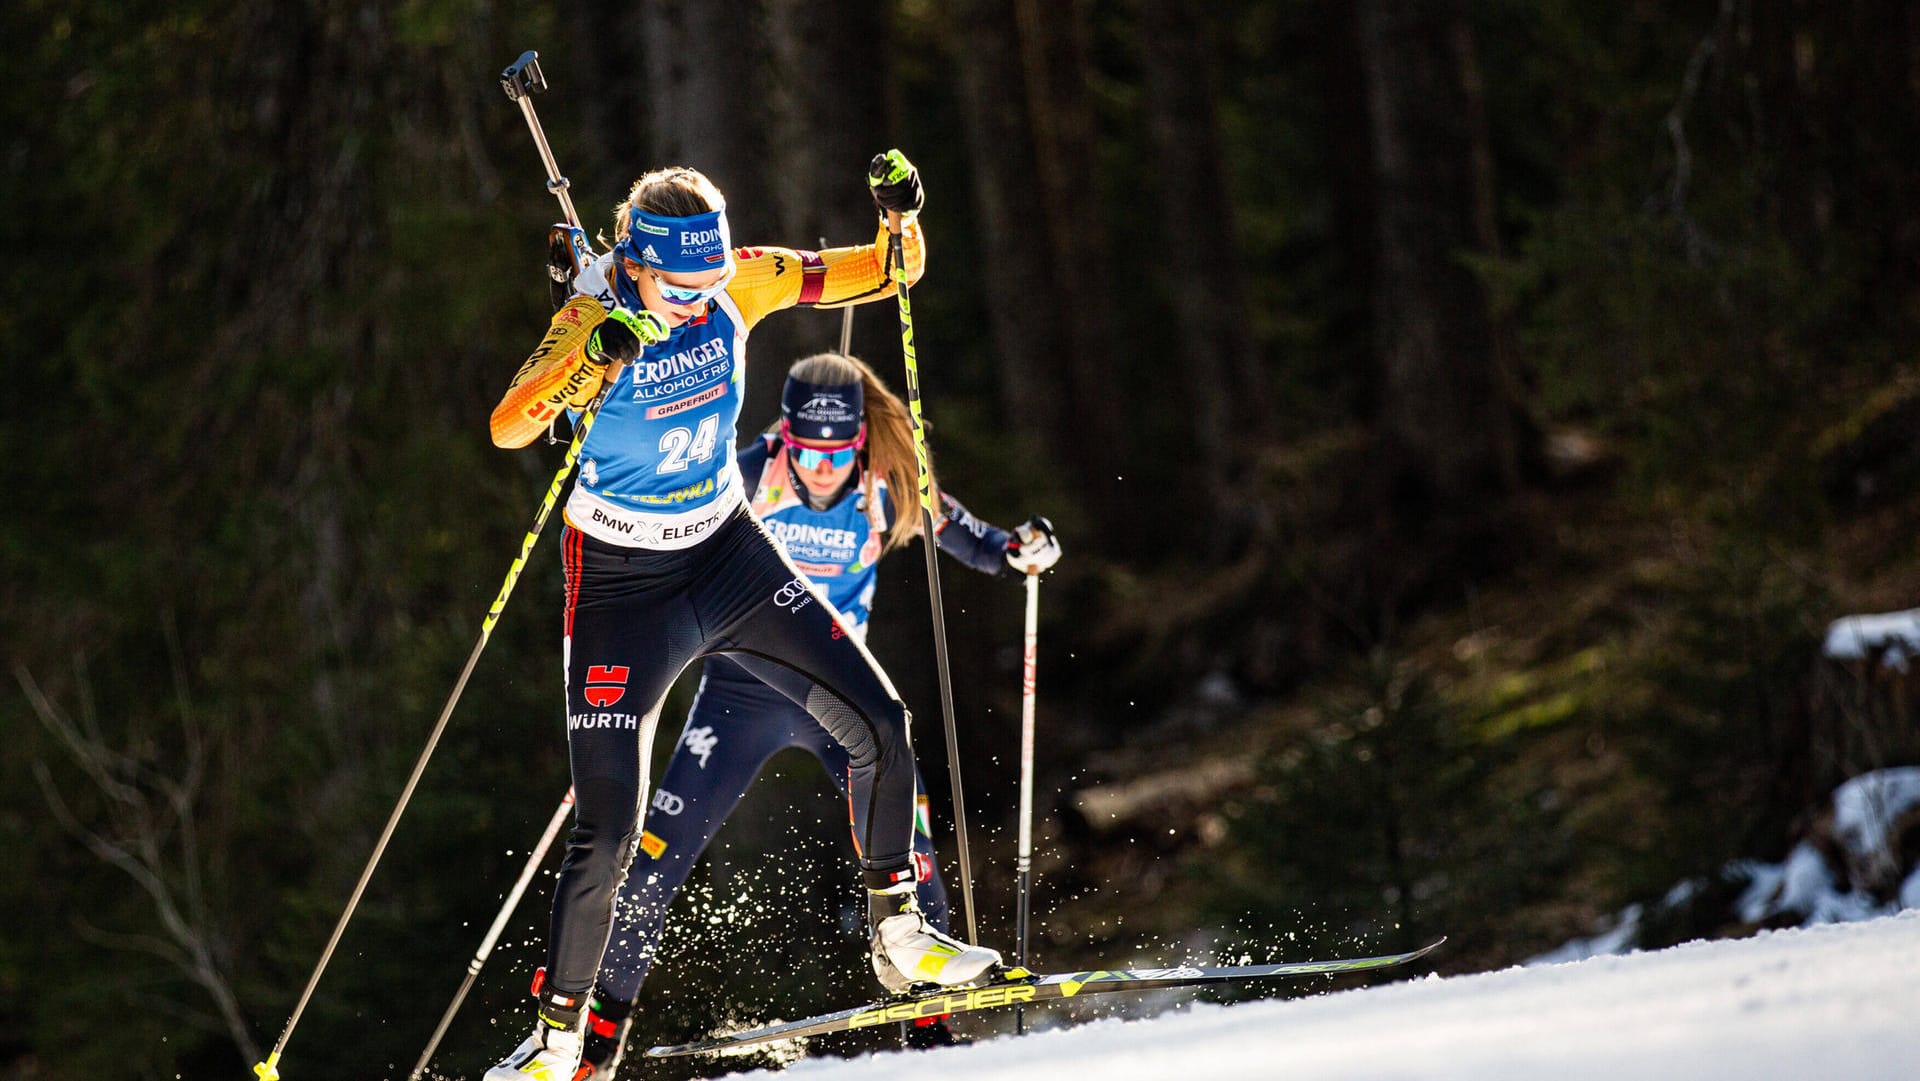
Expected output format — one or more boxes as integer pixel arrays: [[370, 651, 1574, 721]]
[[646, 937, 1444, 1057]]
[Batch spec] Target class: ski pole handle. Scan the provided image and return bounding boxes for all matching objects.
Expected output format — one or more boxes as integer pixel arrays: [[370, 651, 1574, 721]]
[[869, 149, 915, 231]]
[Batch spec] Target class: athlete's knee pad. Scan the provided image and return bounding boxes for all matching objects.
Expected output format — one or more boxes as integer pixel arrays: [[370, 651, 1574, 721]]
[[805, 686, 910, 770]]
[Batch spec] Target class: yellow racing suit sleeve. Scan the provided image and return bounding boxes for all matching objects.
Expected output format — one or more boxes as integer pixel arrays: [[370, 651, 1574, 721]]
[[723, 218, 926, 330], [490, 295, 611, 449]]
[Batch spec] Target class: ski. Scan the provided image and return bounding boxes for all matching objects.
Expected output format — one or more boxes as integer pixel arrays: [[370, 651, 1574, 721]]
[[645, 937, 1444, 1057]]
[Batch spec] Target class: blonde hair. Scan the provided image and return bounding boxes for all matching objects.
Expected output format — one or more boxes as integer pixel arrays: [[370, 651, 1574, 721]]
[[787, 352, 928, 553], [604, 166, 727, 248]]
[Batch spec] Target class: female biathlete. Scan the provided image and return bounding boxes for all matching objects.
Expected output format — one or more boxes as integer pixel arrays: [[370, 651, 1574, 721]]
[[483, 154, 1004, 1081], [575, 353, 1062, 1077]]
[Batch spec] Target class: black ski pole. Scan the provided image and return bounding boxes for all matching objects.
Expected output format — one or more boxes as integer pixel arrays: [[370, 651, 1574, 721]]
[[871, 151, 980, 946]]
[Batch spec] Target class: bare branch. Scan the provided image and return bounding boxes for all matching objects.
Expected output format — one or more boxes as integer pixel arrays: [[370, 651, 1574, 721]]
[[1656, 0, 1739, 266], [163, 611, 213, 929], [72, 913, 193, 971], [18, 663, 142, 808], [17, 662, 262, 1065]]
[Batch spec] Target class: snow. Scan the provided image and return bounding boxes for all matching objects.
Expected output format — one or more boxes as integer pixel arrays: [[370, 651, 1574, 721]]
[[704, 913, 1920, 1081], [1830, 767, 1920, 867], [1539, 768, 1920, 960], [1737, 768, 1920, 927], [1529, 875, 1706, 965], [1822, 608, 1920, 670], [1737, 844, 1882, 925]]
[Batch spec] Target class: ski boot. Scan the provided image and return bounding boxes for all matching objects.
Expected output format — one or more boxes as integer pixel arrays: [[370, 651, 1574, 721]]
[[485, 969, 588, 1081], [868, 878, 1002, 994], [575, 993, 634, 1080]]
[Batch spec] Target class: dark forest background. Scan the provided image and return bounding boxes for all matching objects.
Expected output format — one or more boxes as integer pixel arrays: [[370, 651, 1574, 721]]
[[4, 1, 1918, 1078]]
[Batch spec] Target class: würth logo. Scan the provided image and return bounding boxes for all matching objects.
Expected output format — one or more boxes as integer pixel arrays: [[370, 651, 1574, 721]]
[[584, 664, 630, 707]]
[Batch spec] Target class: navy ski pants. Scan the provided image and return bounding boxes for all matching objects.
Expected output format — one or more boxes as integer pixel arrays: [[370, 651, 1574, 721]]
[[546, 507, 918, 997], [593, 655, 950, 1003]]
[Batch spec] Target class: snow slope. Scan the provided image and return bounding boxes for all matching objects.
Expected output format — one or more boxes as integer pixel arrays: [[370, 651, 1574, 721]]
[[726, 912, 1920, 1081]]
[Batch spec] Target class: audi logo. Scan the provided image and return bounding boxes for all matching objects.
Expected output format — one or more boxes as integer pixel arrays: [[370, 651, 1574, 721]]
[[773, 578, 814, 611]]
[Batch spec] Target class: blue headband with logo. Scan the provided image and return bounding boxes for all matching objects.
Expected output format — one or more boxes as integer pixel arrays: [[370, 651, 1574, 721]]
[[781, 376, 864, 441], [617, 205, 731, 274]]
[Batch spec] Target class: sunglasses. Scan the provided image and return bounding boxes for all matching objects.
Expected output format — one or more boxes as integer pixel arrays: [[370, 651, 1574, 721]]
[[782, 422, 866, 469], [649, 264, 734, 307]]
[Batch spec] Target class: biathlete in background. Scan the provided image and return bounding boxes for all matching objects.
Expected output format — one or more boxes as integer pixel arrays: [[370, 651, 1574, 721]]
[[483, 153, 1007, 1081], [576, 352, 1062, 1078]]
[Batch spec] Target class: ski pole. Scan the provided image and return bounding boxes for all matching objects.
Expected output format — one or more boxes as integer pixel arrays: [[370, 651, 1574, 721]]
[[1015, 569, 1040, 1033], [871, 151, 980, 947], [409, 788, 576, 1080], [251, 52, 604, 1081], [253, 386, 613, 1081]]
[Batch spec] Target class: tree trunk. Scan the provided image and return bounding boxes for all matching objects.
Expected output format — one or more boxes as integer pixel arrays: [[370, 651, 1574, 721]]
[[1015, 0, 1133, 526], [947, 0, 1138, 539], [1750, 0, 1920, 330], [762, 0, 897, 373], [638, 1, 772, 223], [1136, 0, 1272, 553], [947, 0, 1061, 441], [636, 1, 813, 421], [1352, 0, 1520, 516]]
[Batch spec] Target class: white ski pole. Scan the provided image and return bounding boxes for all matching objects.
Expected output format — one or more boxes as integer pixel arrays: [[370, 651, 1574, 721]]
[[409, 788, 576, 1080], [1015, 569, 1040, 1033]]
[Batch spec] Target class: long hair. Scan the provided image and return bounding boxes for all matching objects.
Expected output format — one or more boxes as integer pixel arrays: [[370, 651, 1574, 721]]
[[605, 166, 726, 248], [786, 352, 928, 553]]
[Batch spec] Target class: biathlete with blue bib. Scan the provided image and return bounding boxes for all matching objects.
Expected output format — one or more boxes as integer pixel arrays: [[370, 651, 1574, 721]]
[[482, 153, 1009, 1081], [573, 352, 1062, 1077]]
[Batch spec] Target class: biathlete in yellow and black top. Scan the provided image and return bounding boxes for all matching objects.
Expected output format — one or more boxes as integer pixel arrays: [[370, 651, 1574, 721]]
[[482, 153, 1002, 1081], [571, 353, 1063, 1076]]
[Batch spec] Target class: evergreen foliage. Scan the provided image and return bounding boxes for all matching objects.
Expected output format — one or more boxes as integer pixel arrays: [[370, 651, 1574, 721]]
[[3, 0, 1916, 1076]]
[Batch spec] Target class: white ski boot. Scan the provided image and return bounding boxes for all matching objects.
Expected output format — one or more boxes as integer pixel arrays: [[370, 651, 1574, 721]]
[[485, 974, 587, 1081], [869, 882, 1002, 993]]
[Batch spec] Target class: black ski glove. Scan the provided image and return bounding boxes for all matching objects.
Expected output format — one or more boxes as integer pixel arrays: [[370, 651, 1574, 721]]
[[586, 308, 668, 367], [868, 149, 924, 220]]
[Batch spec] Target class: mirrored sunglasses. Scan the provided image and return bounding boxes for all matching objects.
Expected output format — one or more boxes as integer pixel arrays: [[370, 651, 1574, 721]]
[[782, 422, 866, 469], [650, 263, 735, 306]]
